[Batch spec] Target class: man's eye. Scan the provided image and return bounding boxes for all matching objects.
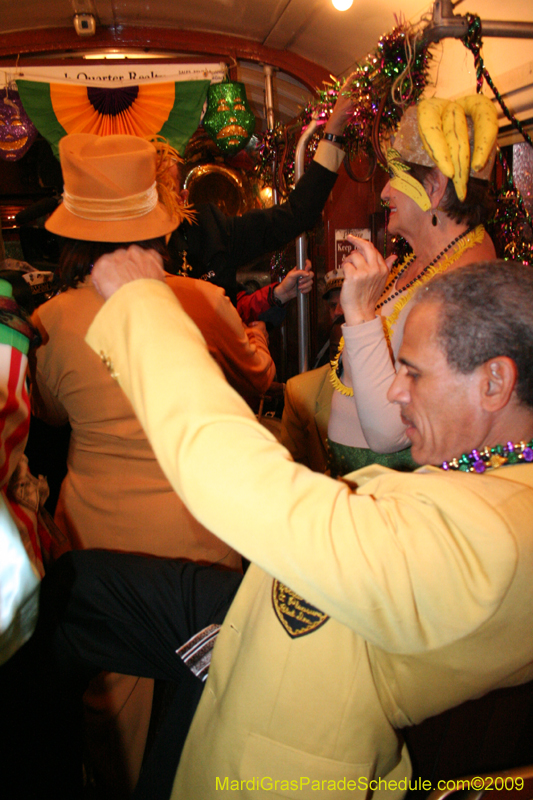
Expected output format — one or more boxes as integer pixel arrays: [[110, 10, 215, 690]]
[[406, 370, 420, 380]]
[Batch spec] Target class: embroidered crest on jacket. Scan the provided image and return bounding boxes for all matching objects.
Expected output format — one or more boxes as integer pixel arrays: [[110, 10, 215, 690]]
[[272, 580, 329, 638]]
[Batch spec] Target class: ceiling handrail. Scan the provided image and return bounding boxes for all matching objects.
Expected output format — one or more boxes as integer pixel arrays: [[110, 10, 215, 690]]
[[423, 0, 533, 44]]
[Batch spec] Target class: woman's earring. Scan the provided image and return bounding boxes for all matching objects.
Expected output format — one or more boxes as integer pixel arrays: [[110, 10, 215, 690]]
[[432, 212, 438, 227]]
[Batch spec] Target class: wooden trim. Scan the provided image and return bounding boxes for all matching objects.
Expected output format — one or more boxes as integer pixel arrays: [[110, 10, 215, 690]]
[[0, 27, 330, 93]]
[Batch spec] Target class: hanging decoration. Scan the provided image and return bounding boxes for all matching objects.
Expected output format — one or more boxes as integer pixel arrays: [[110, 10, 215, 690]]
[[202, 80, 256, 156], [304, 22, 431, 157], [15, 78, 211, 158], [255, 22, 432, 192], [462, 14, 533, 264], [487, 151, 533, 264], [462, 13, 533, 151], [255, 123, 295, 192], [254, 122, 305, 199], [0, 87, 37, 162], [269, 249, 289, 282]]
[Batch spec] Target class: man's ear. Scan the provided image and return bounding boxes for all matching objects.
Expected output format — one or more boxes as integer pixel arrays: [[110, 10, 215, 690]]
[[480, 357, 518, 411]]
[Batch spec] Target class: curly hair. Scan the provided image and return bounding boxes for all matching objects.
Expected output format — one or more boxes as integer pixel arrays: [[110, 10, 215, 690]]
[[416, 260, 533, 408]]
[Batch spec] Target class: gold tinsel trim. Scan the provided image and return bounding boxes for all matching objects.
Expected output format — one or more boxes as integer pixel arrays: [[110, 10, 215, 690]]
[[329, 225, 485, 396], [329, 336, 353, 396]]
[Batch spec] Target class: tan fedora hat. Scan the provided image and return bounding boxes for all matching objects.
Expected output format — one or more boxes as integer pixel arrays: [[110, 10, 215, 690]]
[[46, 133, 179, 242]]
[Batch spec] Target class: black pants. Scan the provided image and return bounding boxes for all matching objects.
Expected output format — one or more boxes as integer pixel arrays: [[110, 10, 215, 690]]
[[0, 550, 242, 800]]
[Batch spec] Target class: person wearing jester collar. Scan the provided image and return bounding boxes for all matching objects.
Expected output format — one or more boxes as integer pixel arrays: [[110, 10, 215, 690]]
[[327, 95, 498, 479]]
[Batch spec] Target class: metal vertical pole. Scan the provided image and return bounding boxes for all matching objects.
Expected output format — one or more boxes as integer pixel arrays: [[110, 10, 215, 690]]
[[294, 117, 318, 373], [263, 63, 288, 379], [263, 65, 279, 206]]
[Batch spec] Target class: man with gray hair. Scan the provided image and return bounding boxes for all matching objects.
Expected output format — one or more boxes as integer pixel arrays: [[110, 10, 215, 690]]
[[7, 255, 533, 800], [418, 262, 533, 409]]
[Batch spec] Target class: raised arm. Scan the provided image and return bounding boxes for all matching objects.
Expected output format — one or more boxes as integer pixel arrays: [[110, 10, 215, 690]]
[[339, 238, 410, 452], [87, 246, 514, 653], [168, 275, 276, 399], [172, 75, 356, 298]]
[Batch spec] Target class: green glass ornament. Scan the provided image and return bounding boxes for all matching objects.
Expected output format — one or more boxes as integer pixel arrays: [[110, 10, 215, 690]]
[[203, 81, 256, 156]]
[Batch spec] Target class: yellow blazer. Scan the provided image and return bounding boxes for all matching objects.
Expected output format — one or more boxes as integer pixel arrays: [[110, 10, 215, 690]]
[[280, 364, 333, 473], [87, 280, 533, 800]]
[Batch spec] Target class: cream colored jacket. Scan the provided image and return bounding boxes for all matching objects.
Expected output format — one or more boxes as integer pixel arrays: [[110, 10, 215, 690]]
[[87, 280, 533, 800]]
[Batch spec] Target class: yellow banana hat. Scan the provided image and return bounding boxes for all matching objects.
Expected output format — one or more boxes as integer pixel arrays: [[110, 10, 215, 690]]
[[391, 98, 498, 204], [456, 94, 499, 173], [441, 100, 471, 201]]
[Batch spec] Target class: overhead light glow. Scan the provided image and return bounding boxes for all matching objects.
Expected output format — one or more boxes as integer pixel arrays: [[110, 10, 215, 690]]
[[83, 51, 168, 59], [332, 0, 353, 9]]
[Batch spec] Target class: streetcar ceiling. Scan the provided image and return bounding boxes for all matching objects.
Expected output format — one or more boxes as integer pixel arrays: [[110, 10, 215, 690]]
[[1, 0, 532, 126]]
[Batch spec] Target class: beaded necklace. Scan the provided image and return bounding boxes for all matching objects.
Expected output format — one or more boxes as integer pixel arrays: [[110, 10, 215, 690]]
[[375, 226, 474, 310], [329, 225, 485, 398], [442, 440, 533, 473], [384, 225, 484, 341]]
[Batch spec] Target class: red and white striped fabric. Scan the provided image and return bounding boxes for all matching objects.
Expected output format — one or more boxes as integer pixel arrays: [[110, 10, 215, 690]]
[[0, 343, 51, 577]]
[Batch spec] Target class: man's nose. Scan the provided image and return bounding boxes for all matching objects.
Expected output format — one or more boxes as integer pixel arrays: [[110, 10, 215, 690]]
[[388, 368, 409, 404]]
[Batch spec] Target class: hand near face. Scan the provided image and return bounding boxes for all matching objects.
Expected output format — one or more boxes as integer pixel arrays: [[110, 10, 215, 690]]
[[340, 237, 396, 326], [91, 245, 166, 301]]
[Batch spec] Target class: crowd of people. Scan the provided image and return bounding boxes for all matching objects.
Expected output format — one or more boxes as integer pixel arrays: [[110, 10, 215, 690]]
[[1, 74, 533, 800]]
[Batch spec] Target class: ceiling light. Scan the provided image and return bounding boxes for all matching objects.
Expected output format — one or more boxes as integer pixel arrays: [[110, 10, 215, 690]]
[[82, 51, 168, 60], [332, 0, 353, 9], [83, 52, 131, 59]]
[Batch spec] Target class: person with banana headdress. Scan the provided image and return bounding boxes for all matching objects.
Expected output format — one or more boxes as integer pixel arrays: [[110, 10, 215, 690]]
[[327, 94, 499, 477]]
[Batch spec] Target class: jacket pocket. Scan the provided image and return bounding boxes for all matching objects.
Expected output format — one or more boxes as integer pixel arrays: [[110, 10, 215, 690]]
[[238, 731, 371, 798]]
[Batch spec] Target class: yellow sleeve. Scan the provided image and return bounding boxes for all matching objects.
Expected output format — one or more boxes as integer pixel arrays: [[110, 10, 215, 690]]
[[86, 279, 516, 654]]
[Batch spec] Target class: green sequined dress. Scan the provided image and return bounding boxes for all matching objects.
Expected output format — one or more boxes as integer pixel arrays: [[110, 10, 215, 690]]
[[327, 439, 417, 479]]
